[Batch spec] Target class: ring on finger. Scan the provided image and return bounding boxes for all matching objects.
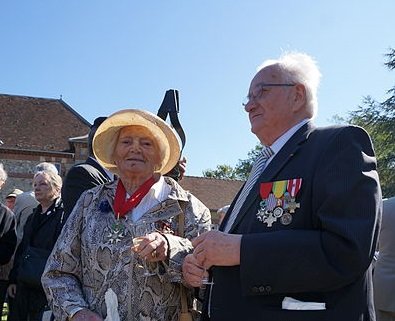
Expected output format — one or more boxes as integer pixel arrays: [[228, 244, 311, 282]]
[[151, 250, 157, 258]]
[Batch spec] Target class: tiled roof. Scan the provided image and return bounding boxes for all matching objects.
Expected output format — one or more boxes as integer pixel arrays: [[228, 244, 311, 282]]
[[0, 94, 90, 151], [179, 176, 243, 211]]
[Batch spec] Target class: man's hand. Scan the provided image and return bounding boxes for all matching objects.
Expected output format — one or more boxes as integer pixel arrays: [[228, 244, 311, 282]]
[[192, 231, 242, 269], [178, 156, 187, 180], [7, 284, 16, 298], [182, 254, 207, 287]]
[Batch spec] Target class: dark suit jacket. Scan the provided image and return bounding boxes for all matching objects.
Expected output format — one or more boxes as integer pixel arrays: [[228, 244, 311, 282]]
[[208, 123, 381, 321], [61, 157, 112, 215], [373, 196, 395, 313]]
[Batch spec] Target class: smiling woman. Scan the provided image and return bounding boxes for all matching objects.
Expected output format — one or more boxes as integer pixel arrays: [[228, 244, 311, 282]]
[[42, 109, 211, 321]]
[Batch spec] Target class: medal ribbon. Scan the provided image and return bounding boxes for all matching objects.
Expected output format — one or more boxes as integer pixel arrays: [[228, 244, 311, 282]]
[[113, 176, 156, 219], [260, 182, 273, 199], [287, 178, 302, 197], [272, 180, 287, 198]]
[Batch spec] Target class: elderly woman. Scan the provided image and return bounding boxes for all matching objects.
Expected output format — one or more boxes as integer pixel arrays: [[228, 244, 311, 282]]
[[7, 169, 64, 321], [42, 109, 211, 321]]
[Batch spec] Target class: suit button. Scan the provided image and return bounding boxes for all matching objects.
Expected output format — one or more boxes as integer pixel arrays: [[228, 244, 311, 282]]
[[259, 286, 265, 293], [252, 286, 259, 293], [265, 285, 272, 293]]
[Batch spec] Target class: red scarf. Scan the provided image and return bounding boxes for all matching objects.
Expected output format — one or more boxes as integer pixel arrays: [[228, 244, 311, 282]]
[[113, 176, 156, 219]]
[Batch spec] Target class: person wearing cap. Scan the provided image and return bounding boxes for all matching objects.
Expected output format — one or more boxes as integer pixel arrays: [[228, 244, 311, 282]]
[[42, 109, 211, 321], [5, 189, 23, 211], [61, 117, 114, 216]]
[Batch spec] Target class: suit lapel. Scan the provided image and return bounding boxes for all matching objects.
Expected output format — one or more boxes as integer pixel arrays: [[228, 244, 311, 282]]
[[228, 122, 314, 233]]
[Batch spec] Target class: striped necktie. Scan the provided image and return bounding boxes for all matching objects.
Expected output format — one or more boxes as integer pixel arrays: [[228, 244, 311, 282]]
[[224, 146, 274, 233]]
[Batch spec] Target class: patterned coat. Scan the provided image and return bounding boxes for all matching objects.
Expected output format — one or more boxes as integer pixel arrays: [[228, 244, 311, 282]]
[[42, 177, 211, 321]]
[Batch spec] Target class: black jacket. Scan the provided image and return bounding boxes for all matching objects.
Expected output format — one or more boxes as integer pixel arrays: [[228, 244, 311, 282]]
[[9, 197, 65, 284], [0, 203, 17, 265], [61, 157, 112, 215]]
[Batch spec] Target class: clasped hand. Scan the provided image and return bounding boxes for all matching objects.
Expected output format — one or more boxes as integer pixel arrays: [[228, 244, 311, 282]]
[[182, 230, 242, 287], [132, 232, 169, 262]]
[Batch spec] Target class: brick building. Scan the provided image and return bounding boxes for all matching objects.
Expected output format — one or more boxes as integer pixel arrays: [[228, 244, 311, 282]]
[[0, 94, 91, 198], [0, 93, 243, 219]]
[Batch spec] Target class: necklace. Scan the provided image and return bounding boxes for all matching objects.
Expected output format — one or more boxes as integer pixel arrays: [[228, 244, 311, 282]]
[[107, 177, 156, 244]]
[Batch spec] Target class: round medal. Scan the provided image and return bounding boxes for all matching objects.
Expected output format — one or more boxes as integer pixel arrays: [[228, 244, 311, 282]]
[[273, 206, 284, 218], [280, 213, 292, 225]]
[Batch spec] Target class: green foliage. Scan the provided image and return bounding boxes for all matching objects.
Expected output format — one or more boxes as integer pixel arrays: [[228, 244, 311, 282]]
[[203, 164, 239, 180], [203, 144, 263, 180], [343, 48, 395, 197]]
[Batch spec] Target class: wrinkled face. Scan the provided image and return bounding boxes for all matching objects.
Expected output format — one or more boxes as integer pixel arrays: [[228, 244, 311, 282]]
[[113, 126, 161, 177], [244, 66, 296, 145], [5, 197, 16, 210], [33, 173, 57, 204]]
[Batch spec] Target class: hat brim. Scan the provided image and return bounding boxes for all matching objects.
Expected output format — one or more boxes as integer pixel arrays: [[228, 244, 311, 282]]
[[93, 109, 181, 175]]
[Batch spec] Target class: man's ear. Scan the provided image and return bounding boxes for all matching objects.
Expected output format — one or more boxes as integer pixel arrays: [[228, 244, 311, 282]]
[[291, 84, 307, 112]]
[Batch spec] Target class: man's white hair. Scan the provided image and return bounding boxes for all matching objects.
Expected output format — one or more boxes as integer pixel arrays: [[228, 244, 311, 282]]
[[257, 51, 322, 118]]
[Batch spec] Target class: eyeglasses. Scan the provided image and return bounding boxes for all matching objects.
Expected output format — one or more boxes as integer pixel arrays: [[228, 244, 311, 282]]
[[242, 83, 295, 107]]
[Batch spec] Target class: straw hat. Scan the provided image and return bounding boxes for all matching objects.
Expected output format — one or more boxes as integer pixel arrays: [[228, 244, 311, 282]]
[[93, 109, 180, 175]]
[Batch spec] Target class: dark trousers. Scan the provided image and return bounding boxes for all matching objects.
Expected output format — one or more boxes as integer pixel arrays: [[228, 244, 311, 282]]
[[8, 282, 48, 321]]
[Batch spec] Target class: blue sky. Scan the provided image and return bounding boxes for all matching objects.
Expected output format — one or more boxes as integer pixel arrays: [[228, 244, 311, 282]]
[[1, 1, 394, 176]]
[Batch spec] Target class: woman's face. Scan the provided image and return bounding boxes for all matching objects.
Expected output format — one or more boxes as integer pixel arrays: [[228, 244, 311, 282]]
[[33, 173, 57, 204], [113, 126, 161, 178]]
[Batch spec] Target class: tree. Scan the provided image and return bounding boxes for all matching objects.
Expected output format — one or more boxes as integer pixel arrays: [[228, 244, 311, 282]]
[[203, 144, 262, 180], [343, 48, 395, 197]]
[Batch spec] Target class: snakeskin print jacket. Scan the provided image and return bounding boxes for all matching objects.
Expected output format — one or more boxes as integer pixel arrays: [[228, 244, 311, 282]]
[[42, 177, 211, 321]]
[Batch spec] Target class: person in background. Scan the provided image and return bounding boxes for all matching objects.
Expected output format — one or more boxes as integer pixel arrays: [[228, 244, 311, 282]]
[[183, 52, 381, 321], [62, 117, 114, 216], [13, 162, 58, 243], [7, 170, 65, 321], [5, 189, 23, 211], [0, 163, 17, 314], [42, 109, 210, 321], [374, 196, 395, 321]]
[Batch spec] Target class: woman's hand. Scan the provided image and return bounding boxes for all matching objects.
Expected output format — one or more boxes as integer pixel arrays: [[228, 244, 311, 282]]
[[7, 284, 16, 298], [71, 308, 103, 321], [132, 232, 169, 262]]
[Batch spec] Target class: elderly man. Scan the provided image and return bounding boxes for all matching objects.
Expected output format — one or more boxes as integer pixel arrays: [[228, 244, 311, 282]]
[[183, 52, 381, 321]]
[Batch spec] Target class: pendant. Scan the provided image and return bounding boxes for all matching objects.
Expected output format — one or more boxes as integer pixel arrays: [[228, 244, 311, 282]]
[[107, 218, 125, 244]]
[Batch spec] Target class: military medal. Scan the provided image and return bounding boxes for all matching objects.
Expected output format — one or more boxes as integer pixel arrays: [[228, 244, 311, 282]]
[[106, 177, 156, 244], [107, 213, 126, 244], [257, 178, 303, 227], [286, 179, 302, 213]]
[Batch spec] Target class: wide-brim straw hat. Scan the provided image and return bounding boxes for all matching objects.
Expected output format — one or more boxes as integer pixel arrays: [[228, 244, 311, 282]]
[[93, 109, 180, 175]]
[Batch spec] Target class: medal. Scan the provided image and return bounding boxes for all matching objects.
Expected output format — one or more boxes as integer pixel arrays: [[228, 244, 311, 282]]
[[286, 179, 302, 213], [257, 178, 303, 227], [280, 212, 292, 225], [262, 211, 277, 227], [107, 214, 125, 244]]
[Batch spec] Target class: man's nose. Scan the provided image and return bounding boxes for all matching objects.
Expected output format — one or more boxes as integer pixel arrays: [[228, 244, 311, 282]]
[[244, 100, 257, 112]]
